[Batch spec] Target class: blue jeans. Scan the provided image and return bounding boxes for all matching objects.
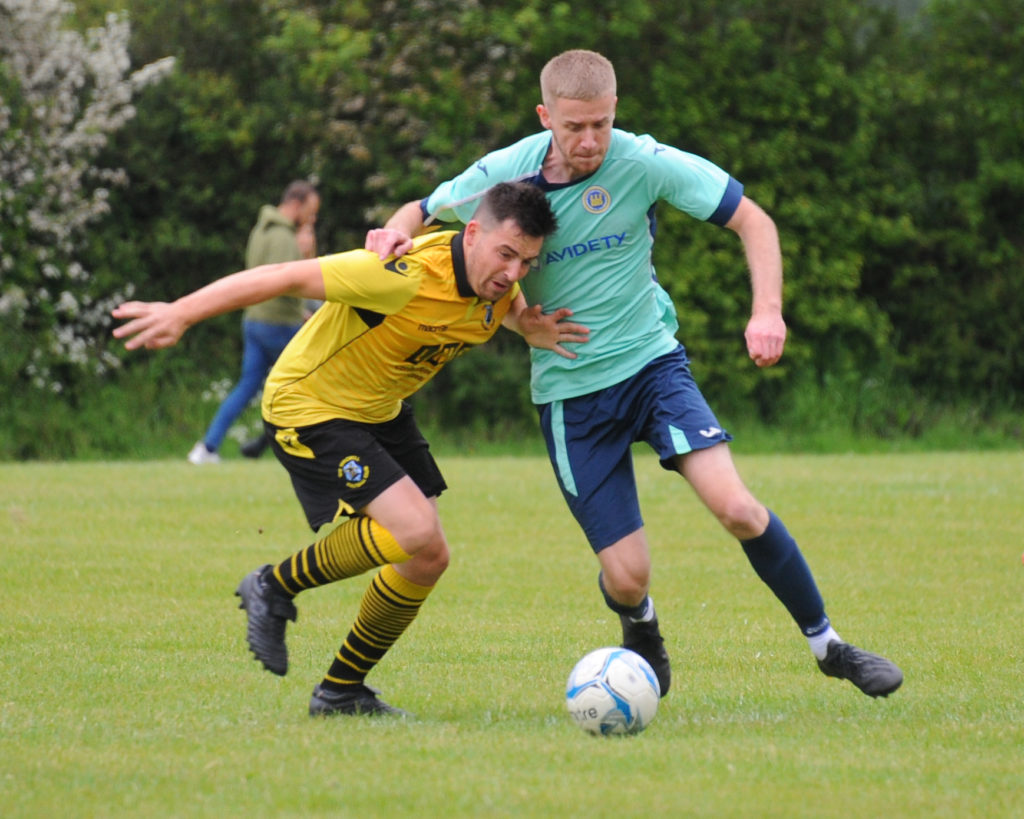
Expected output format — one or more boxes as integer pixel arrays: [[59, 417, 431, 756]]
[[203, 319, 302, 450]]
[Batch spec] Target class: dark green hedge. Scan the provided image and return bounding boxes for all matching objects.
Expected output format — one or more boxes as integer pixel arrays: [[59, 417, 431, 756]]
[[6, 0, 1021, 457]]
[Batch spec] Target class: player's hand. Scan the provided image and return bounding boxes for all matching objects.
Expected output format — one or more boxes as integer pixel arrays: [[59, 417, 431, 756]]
[[111, 301, 189, 350], [365, 228, 414, 260], [519, 304, 590, 360], [744, 311, 786, 367]]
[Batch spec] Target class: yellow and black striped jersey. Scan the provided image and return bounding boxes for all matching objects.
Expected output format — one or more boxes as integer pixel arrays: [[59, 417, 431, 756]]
[[262, 230, 519, 427]]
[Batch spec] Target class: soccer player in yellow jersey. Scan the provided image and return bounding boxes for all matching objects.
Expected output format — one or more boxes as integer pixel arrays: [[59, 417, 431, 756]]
[[113, 182, 583, 716]]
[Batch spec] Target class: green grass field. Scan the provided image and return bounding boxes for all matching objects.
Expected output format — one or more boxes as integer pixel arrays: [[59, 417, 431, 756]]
[[2, 452, 1022, 818]]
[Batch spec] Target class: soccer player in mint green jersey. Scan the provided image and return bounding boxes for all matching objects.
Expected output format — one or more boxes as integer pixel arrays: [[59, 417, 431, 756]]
[[368, 50, 902, 699]]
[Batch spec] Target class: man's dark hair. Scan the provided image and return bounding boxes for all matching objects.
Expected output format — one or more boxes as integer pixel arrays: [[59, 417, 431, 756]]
[[478, 181, 558, 238], [281, 180, 318, 204]]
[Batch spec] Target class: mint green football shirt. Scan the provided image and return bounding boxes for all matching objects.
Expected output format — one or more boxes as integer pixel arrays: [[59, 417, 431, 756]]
[[423, 129, 743, 404]]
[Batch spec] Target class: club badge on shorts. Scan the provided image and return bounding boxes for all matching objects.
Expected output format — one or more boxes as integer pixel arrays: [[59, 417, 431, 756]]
[[339, 455, 370, 488]]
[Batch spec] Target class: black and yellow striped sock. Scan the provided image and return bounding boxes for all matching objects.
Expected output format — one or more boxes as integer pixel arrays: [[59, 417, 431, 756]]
[[321, 564, 433, 691], [271, 516, 411, 596]]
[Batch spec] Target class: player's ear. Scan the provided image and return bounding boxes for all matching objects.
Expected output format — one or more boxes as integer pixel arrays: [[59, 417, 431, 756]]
[[537, 103, 551, 130], [463, 219, 480, 250]]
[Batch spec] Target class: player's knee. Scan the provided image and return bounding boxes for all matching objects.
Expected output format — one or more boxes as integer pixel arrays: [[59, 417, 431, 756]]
[[395, 534, 449, 587], [601, 569, 650, 608], [414, 538, 450, 580], [392, 506, 445, 556], [715, 495, 768, 540]]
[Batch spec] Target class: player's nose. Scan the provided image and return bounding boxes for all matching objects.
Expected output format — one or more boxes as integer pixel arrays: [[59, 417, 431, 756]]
[[579, 127, 600, 150], [509, 259, 532, 281]]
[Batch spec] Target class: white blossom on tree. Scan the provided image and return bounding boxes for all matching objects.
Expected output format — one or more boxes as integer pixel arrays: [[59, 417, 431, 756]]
[[0, 0, 174, 390]]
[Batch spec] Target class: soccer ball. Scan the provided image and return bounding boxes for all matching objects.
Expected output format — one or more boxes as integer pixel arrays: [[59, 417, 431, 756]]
[[565, 647, 660, 736]]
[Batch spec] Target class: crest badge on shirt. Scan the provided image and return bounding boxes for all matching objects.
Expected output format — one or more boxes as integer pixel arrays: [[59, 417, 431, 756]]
[[482, 303, 495, 330], [582, 186, 611, 214]]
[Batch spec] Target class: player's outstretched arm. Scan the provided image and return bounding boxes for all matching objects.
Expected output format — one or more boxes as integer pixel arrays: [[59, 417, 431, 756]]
[[365, 200, 425, 259], [112, 259, 325, 351], [726, 196, 786, 368], [503, 295, 590, 360]]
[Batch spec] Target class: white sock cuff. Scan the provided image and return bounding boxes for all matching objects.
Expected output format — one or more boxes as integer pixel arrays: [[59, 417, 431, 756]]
[[629, 596, 656, 624], [807, 625, 842, 660]]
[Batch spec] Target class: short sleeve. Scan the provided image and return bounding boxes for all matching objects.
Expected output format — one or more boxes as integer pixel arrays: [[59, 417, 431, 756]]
[[319, 249, 419, 314]]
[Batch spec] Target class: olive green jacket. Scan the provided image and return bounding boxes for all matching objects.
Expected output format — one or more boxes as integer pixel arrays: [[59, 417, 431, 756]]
[[241, 205, 306, 325]]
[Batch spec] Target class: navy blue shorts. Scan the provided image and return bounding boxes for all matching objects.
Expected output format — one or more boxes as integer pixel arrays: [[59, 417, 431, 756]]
[[537, 346, 731, 552], [266, 402, 446, 531]]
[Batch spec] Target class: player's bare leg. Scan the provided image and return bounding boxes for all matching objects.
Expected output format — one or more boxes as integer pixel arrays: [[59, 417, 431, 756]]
[[238, 478, 440, 707], [308, 481, 445, 716], [675, 444, 902, 697], [597, 529, 671, 696]]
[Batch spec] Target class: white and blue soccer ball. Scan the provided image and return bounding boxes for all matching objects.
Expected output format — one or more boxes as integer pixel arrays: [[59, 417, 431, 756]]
[[566, 647, 660, 736]]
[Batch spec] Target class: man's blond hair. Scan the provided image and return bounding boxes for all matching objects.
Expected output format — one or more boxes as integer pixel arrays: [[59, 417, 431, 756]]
[[539, 50, 616, 106]]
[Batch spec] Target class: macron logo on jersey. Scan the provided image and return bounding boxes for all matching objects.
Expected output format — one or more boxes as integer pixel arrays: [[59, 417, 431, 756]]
[[544, 232, 627, 265]]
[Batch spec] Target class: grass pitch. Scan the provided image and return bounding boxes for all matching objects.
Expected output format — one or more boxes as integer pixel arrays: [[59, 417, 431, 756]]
[[1, 452, 1022, 818]]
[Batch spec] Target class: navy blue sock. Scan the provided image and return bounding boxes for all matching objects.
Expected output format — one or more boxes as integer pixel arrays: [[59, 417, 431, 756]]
[[740, 511, 829, 636]]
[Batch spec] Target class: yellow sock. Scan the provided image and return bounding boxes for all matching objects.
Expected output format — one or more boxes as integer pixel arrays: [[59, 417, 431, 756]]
[[273, 516, 410, 595], [324, 565, 434, 687]]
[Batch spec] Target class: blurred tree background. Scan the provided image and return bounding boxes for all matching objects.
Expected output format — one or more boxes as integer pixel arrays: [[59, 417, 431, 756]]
[[1, 0, 1021, 459]]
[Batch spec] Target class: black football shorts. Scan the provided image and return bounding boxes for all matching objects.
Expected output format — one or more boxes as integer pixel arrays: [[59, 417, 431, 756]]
[[265, 402, 447, 531]]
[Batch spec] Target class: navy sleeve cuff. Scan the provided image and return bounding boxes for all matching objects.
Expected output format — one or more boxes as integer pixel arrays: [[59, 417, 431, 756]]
[[707, 176, 744, 226]]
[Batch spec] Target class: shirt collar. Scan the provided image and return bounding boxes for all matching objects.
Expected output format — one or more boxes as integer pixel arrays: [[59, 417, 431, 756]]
[[452, 230, 475, 298]]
